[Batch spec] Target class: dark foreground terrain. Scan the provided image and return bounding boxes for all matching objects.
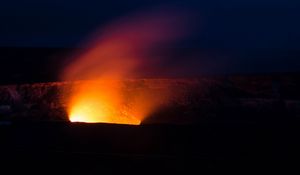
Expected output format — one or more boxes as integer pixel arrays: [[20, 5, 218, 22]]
[[1, 122, 300, 173], [0, 77, 299, 173], [0, 47, 300, 173]]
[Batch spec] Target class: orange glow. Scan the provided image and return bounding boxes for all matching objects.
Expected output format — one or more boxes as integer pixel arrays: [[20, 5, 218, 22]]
[[67, 80, 141, 125], [69, 95, 141, 124], [61, 8, 189, 124]]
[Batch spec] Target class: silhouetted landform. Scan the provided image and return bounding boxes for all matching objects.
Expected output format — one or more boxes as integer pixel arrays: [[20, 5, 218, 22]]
[[1, 76, 299, 172], [1, 47, 300, 84], [1, 122, 300, 173], [0, 47, 73, 84], [0, 75, 299, 124]]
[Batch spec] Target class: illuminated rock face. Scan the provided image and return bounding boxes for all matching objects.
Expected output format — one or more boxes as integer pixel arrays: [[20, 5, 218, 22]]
[[0, 76, 299, 124]]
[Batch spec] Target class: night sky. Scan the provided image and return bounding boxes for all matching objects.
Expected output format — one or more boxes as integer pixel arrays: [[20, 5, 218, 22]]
[[0, 0, 300, 75]]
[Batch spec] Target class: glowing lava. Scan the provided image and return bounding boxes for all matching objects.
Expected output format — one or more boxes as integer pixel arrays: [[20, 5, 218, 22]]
[[67, 81, 141, 125]]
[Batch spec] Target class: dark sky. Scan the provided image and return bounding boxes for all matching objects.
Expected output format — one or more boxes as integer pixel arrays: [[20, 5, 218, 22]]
[[0, 0, 300, 74]]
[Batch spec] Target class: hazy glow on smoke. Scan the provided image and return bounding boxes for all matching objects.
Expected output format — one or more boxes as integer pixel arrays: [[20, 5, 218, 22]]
[[61, 8, 189, 124]]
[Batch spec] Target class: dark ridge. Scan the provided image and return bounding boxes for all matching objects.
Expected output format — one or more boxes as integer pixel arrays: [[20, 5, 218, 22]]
[[0, 47, 300, 84]]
